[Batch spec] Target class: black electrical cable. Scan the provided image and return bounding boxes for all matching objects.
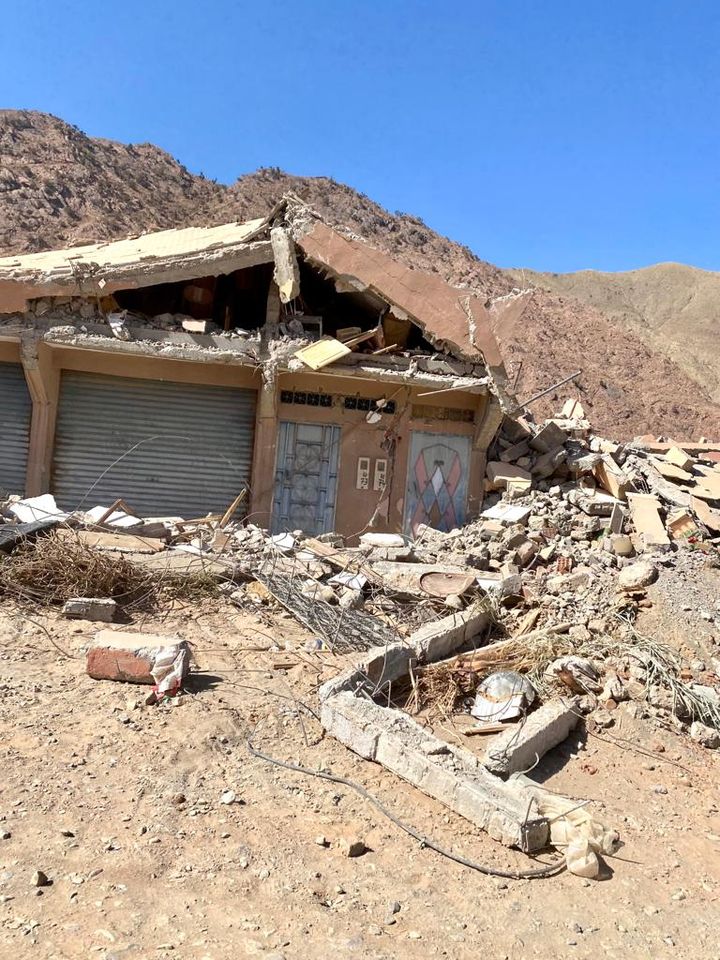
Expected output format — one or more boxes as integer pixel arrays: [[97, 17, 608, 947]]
[[247, 735, 566, 881]]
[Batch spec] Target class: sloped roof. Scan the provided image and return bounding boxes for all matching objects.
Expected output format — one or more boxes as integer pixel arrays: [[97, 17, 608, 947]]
[[295, 218, 505, 373]]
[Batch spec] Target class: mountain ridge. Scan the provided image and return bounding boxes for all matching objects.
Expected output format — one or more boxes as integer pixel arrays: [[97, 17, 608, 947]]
[[1, 109, 719, 439]]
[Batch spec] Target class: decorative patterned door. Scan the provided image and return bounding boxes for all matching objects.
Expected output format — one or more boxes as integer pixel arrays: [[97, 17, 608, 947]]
[[404, 432, 471, 535], [272, 421, 341, 535]]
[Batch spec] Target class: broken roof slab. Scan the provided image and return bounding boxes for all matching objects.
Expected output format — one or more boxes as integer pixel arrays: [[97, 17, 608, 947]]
[[0, 219, 273, 312], [294, 219, 504, 372]]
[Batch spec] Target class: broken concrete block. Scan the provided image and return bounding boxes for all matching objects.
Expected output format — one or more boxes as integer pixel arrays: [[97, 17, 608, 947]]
[[181, 318, 210, 334], [62, 597, 116, 622], [486, 462, 532, 491], [484, 700, 579, 776], [546, 570, 590, 593], [515, 540, 538, 567], [506, 477, 532, 498], [609, 534, 634, 557], [86, 630, 190, 686], [408, 606, 488, 662], [270, 225, 301, 303], [531, 446, 566, 479], [560, 398, 585, 419], [593, 456, 631, 501], [321, 692, 549, 851], [318, 639, 421, 703], [690, 495, 720, 533], [689, 721, 720, 749], [666, 509, 699, 541], [650, 457, 693, 483], [617, 561, 658, 591], [529, 421, 568, 454], [665, 446, 694, 472], [480, 503, 531, 525], [499, 439, 530, 463], [567, 488, 617, 516], [626, 493, 670, 550], [501, 415, 533, 444]]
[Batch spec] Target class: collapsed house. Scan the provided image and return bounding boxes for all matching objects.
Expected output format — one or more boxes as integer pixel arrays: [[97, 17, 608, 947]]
[[0, 198, 521, 539]]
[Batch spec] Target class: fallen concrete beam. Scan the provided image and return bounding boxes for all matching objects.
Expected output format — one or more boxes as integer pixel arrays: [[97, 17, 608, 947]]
[[318, 606, 489, 702], [483, 700, 579, 776], [271, 226, 301, 303], [321, 692, 549, 852], [408, 606, 489, 661]]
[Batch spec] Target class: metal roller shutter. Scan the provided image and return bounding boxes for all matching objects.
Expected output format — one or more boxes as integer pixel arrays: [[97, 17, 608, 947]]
[[52, 371, 256, 517], [0, 362, 31, 497]]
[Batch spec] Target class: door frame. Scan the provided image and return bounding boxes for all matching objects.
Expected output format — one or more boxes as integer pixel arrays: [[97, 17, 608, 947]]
[[271, 420, 342, 535], [403, 430, 471, 535]]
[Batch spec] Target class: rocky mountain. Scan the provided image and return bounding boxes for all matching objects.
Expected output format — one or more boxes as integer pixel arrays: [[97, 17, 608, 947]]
[[0, 110, 223, 252], [510, 263, 720, 405], [1, 109, 718, 440]]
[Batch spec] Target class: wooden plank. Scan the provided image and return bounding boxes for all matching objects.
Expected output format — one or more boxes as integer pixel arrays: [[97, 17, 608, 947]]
[[294, 337, 351, 370], [219, 489, 247, 528], [56, 529, 167, 554]]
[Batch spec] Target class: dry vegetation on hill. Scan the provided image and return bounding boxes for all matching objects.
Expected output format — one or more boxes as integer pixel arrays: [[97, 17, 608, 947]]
[[1, 109, 719, 438]]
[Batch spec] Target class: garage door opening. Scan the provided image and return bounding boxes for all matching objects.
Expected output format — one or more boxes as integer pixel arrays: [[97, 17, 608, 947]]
[[52, 371, 256, 518]]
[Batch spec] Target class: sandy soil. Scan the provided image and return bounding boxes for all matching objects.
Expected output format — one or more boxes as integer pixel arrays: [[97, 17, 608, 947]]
[[1, 595, 719, 960]]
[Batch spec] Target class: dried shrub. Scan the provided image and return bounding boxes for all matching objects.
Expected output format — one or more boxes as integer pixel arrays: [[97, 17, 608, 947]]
[[0, 531, 158, 610]]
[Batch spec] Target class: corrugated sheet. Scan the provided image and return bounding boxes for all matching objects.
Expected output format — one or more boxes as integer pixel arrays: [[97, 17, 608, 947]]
[[0, 362, 31, 496], [0, 218, 266, 276], [52, 372, 256, 517]]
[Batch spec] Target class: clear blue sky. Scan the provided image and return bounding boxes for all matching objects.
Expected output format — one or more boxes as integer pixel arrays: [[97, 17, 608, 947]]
[[2, 1, 719, 273]]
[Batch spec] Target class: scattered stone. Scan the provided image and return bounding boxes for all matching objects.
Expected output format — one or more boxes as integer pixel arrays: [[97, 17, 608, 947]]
[[617, 561, 658, 591], [62, 597, 117, 622], [690, 721, 720, 749], [31, 870, 51, 887], [339, 838, 368, 858]]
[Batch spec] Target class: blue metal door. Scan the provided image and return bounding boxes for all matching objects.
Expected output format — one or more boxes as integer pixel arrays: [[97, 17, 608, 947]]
[[404, 432, 471, 535], [272, 422, 341, 535]]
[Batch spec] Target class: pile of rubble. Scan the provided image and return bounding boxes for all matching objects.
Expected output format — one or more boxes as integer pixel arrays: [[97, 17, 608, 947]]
[[3, 397, 720, 880]]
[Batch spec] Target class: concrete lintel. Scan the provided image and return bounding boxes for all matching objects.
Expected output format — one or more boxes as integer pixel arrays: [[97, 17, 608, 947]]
[[40, 328, 259, 368], [408, 606, 489, 663], [318, 640, 415, 702], [321, 692, 549, 852]]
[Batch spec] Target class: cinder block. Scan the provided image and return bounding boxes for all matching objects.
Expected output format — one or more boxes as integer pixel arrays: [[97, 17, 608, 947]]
[[486, 462, 532, 491], [483, 700, 579, 776], [62, 597, 117, 622], [409, 607, 488, 662], [86, 630, 188, 685]]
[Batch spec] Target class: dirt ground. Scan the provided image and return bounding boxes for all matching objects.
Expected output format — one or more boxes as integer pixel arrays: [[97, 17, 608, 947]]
[[1, 591, 719, 960]]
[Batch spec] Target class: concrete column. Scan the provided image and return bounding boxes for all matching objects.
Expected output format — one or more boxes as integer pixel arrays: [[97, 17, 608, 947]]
[[248, 377, 279, 528], [21, 338, 59, 496]]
